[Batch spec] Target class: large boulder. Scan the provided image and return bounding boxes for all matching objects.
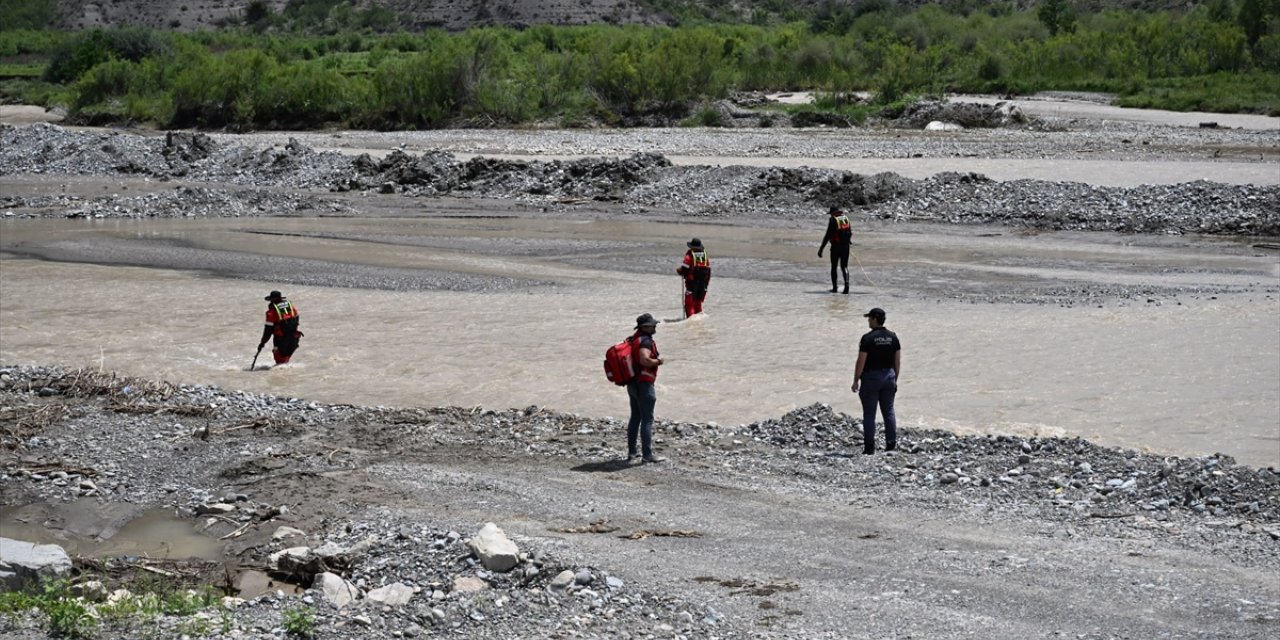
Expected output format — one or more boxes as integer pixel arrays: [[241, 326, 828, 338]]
[[0, 538, 72, 590], [467, 523, 520, 572]]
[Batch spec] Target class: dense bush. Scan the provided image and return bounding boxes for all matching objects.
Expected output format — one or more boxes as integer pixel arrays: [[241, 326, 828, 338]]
[[43, 29, 172, 84], [3, 4, 1270, 130], [0, 0, 55, 31]]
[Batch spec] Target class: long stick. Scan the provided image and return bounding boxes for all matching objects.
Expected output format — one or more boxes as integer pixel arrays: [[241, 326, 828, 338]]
[[249, 344, 263, 371], [680, 278, 687, 320]]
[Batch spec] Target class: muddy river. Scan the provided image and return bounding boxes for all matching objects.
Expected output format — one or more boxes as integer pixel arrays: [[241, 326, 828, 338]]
[[2, 212, 1277, 466]]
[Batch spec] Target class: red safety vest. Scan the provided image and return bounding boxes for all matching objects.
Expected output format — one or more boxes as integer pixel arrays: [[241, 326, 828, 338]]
[[267, 300, 299, 337], [830, 215, 852, 244], [632, 332, 660, 383]]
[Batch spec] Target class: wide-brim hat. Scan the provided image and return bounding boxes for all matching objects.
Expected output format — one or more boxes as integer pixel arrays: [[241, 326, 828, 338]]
[[635, 313, 660, 328], [264, 290, 283, 301], [687, 238, 703, 249]]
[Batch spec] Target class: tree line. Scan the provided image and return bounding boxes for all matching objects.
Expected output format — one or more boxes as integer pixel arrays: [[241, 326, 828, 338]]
[[0, 2, 1276, 130]]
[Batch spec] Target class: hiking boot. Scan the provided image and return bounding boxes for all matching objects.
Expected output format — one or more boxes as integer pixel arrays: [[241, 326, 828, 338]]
[[830, 286, 838, 293], [643, 454, 666, 464], [842, 285, 850, 294]]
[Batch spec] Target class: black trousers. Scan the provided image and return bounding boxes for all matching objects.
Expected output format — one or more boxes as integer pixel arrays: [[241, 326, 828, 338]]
[[829, 246, 850, 288]]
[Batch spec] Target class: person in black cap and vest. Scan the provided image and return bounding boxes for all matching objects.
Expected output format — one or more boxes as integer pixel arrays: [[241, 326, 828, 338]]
[[677, 238, 711, 318], [851, 307, 900, 454], [818, 206, 853, 294], [626, 313, 665, 463], [258, 291, 303, 365]]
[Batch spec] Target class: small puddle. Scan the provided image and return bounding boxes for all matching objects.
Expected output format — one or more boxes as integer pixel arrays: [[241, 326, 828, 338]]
[[234, 569, 305, 599], [0, 501, 224, 561]]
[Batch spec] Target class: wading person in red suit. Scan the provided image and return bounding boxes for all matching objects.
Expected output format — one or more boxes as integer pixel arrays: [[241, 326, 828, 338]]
[[677, 238, 711, 318], [258, 290, 303, 365]]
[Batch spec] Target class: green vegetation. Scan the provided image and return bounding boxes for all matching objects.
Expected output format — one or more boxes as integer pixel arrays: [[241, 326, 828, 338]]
[[0, 0, 56, 31], [282, 605, 317, 639], [0, 2, 1276, 128], [0, 580, 96, 639], [0, 577, 222, 639]]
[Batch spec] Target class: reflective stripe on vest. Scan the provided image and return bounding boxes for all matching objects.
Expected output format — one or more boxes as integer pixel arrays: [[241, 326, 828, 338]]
[[835, 215, 851, 232], [272, 301, 298, 322], [690, 251, 709, 268]]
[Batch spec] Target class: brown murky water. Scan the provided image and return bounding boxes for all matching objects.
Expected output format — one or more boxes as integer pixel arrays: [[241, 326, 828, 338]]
[[0, 502, 224, 560], [2, 215, 1277, 466]]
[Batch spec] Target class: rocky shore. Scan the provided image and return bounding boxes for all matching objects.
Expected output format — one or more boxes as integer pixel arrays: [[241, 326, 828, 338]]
[[2, 123, 1277, 236], [2, 365, 1278, 639]]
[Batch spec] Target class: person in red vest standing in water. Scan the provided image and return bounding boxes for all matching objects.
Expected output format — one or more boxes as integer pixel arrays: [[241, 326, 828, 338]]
[[818, 206, 853, 294], [258, 290, 303, 365], [677, 238, 711, 318]]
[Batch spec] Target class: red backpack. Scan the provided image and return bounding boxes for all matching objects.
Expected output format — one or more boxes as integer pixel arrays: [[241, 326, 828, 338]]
[[603, 337, 636, 386]]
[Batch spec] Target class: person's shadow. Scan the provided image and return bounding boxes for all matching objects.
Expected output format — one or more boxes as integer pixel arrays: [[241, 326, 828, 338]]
[[570, 458, 633, 473]]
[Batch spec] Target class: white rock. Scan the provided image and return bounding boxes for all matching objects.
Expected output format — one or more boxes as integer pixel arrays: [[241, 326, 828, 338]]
[[0, 537, 72, 589], [925, 121, 963, 131], [315, 572, 359, 608], [269, 546, 311, 568], [272, 526, 306, 540], [467, 523, 520, 572], [196, 503, 235, 515], [367, 582, 414, 606], [452, 576, 488, 593]]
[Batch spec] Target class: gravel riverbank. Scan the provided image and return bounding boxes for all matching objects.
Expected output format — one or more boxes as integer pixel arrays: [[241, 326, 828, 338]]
[[3, 124, 1277, 236], [2, 365, 1278, 639]]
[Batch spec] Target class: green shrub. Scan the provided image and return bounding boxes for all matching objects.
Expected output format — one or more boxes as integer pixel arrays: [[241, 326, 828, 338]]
[[44, 28, 171, 84], [0, 0, 56, 30], [282, 605, 316, 639]]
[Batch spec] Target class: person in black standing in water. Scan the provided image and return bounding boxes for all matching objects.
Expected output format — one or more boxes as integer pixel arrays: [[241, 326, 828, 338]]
[[852, 307, 901, 454], [818, 206, 853, 294]]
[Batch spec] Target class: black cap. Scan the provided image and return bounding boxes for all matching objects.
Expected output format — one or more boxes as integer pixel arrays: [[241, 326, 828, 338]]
[[265, 290, 283, 301], [864, 307, 886, 321], [635, 313, 660, 328], [687, 238, 703, 249], [829, 206, 841, 214]]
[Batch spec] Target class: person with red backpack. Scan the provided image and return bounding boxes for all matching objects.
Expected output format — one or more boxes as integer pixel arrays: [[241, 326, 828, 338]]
[[258, 290, 303, 365], [818, 207, 853, 294], [626, 313, 665, 463], [677, 238, 711, 317]]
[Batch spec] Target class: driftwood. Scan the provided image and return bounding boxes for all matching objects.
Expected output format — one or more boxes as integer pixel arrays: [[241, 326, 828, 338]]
[[621, 529, 702, 540], [553, 520, 619, 534]]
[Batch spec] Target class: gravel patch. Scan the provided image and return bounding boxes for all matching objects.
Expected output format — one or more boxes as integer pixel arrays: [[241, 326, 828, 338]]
[[3, 124, 1276, 237], [2, 365, 1277, 639]]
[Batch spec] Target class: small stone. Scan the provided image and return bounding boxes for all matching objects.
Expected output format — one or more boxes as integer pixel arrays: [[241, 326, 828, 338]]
[[548, 569, 575, 593]]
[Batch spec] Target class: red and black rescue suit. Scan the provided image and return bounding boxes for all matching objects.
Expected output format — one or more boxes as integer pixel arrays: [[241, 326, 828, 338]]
[[677, 248, 711, 317], [260, 298, 303, 365]]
